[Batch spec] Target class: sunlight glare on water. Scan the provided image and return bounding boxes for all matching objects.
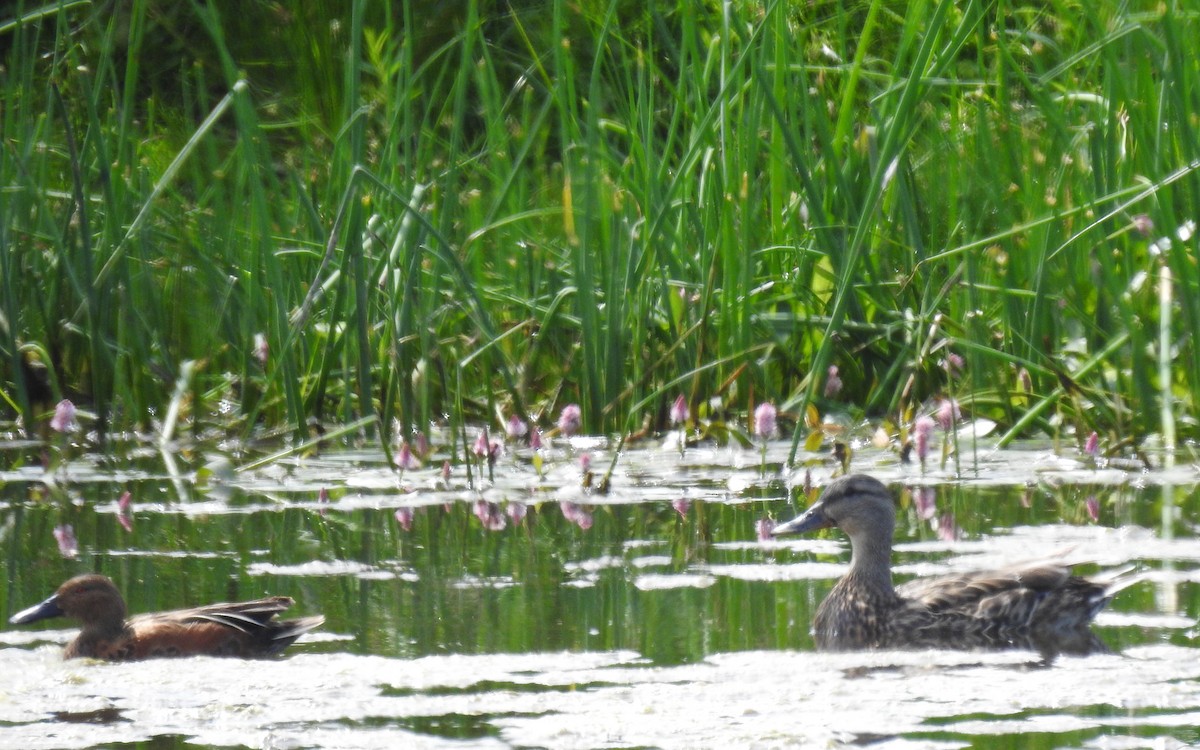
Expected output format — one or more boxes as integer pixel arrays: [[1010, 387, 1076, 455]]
[[3, 645, 1200, 749]]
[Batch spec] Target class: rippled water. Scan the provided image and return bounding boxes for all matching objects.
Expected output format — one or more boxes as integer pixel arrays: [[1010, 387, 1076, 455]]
[[1, 431, 1197, 748], [5, 644, 1200, 749]]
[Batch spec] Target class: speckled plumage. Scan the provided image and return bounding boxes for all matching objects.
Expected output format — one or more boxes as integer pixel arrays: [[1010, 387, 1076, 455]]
[[772, 474, 1125, 653], [9, 574, 323, 660]]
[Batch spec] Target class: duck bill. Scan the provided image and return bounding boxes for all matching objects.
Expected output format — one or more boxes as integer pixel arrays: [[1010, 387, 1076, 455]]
[[771, 502, 833, 536], [9, 594, 64, 625]]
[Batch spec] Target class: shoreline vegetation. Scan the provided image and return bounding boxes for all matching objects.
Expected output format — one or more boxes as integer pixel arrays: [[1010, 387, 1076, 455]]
[[2, 1, 1198, 462]]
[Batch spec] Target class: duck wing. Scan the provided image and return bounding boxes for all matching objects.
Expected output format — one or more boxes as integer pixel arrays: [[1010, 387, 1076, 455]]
[[897, 563, 1111, 632], [163, 596, 299, 632], [126, 597, 324, 658]]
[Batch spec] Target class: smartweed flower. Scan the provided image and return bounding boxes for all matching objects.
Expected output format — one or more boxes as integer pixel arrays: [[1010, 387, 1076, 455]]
[[672, 498, 690, 518], [506, 502, 527, 524], [753, 402, 777, 439], [936, 399, 960, 431], [913, 416, 935, 469], [395, 442, 420, 470], [54, 524, 78, 558], [670, 395, 689, 425], [824, 366, 843, 398], [558, 404, 582, 436], [50, 399, 77, 433], [506, 414, 528, 441], [395, 507, 414, 531], [117, 491, 133, 532], [473, 500, 507, 531]]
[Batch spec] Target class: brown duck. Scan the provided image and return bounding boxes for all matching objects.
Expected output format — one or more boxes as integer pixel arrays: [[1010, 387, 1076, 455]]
[[771, 474, 1130, 653], [9, 574, 324, 660]]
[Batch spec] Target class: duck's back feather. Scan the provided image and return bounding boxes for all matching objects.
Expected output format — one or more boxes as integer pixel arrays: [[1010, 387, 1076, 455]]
[[146, 596, 298, 632], [117, 597, 323, 659], [896, 563, 1112, 634]]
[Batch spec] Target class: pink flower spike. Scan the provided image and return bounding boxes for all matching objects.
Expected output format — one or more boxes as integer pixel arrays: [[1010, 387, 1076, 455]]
[[1085, 496, 1100, 522], [318, 487, 330, 504], [936, 513, 960, 542], [50, 399, 77, 433], [557, 404, 582, 436], [913, 486, 937, 520], [395, 507, 414, 532], [473, 428, 491, 458], [756, 517, 775, 541], [53, 524, 78, 559], [824, 366, 843, 398], [670, 395, 689, 426], [560, 501, 593, 530], [415, 431, 430, 458], [1084, 431, 1099, 457], [575, 508, 593, 530], [488, 440, 503, 465], [942, 352, 965, 374], [753, 402, 777, 439], [506, 502, 527, 524], [672, 498, 690, 518], [473, 499, 507, 531], [579, 452, 592, 473], [396, 442, 420, 470], [530, 429, 543, 451], [936, 399, 960, 431], [914, 416, 935, 464], [505, 414, 528, 440], [486, 505, 507, 531], [252, 332, 269, 366], [117, 491, 133, 532]]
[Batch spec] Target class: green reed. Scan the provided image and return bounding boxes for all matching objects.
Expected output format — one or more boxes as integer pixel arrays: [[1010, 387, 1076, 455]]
[[2, 0, 1198, 455]]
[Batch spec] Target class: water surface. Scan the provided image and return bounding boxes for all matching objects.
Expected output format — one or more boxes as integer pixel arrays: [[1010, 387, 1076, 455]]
[[1, 432, 1197, 748]]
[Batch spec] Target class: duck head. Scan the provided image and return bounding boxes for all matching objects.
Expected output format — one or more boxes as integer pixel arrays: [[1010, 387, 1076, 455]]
[[9, 574, 127, 627], [771, 474, 896, 541]]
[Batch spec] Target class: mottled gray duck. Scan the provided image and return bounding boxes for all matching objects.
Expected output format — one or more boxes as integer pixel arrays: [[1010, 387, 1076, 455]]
[[772, 474, 1130, 654]]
